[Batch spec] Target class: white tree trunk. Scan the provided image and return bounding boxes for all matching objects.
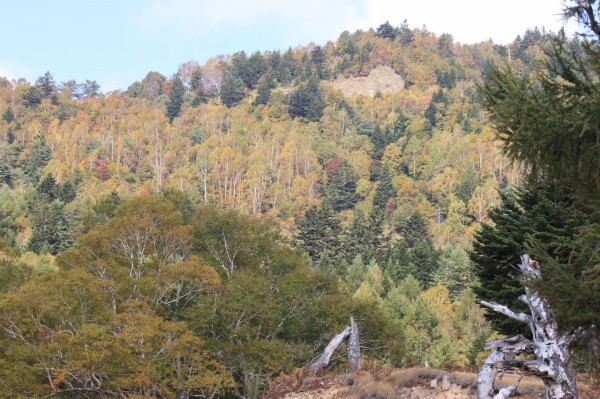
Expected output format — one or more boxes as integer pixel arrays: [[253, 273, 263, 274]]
[[477, 255, 578, 399], [347, 316, 361, 374]]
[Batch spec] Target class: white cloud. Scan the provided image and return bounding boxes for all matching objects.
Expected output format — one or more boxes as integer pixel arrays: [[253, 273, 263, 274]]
[[134, 0, 576, 46]]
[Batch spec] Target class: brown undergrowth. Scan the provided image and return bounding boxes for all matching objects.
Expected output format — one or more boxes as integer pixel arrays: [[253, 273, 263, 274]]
[[267, 363, 599, 399]]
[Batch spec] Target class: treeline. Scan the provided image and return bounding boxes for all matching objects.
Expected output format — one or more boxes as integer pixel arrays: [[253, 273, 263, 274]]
[[0, 23, 554, 257]]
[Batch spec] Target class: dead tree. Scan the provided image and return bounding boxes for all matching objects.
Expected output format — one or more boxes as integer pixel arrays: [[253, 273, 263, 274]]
[[477, 254, 578, 399], [309, 317, 360, 375]]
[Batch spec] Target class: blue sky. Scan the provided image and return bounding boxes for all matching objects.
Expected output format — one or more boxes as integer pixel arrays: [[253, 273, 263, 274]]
[[0, 0, 573, 92]]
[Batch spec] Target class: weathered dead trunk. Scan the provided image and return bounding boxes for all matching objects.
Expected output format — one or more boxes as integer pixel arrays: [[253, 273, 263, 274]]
[[477, 254, 578, 399], [309, 317, 360, 375], [347, 317, 361, 373]]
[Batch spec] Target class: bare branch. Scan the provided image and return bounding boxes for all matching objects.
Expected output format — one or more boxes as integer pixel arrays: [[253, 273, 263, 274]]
[[479, 300, 531, 324]]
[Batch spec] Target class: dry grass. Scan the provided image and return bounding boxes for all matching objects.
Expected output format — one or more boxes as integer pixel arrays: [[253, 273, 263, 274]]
[[270, 365, 599, 399], [325, 66, 405, 97]]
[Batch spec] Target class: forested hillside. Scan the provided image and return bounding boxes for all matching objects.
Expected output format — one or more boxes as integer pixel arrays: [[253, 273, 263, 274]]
[[0, 21, 564, 398]]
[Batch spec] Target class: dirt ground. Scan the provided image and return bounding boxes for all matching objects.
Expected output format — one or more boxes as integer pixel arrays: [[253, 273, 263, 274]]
[[270, 367, 598, 399]]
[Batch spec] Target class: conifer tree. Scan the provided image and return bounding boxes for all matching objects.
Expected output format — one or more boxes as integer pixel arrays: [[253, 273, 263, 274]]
[[287, 76, 324, 121], [372, 165, 395, 211], [376, 21, 396, 39], [37, 173, 59, 200], [2, 106, 14, 123], [220, 67, 245, 107], [325, 158, 359, 211], [25, 137, 52, 183], [0, 157, 11, 187], [295, 202, 342, 264], [166, 75, 185, 122], [477, 1, 600, 336]]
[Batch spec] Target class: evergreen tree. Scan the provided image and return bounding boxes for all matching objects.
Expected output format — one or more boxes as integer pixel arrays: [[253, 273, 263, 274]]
[[396, 211, 439, 288], [2, 106, 14, 123], [253, 72, 275, 106], [166, 75, 186, 122], [25, 137, 52, 183], [0, 157, 11, 187], [279, 48, 297, 84], [35, 71, 56, 98], [471, 178, 589, 335], [37, 173, 59, 200], [398, 19, 414, 45], [295, 202, 342, 264], [190, 68, 203, 91], [376, 21, 396, 39], [23, 86, 43, 108], [190, 68, 207, 106], [287, 76, 324, 121], [245, 51, 267, 89], [325, 157, 359, 211], [311, 45, 326, 79], [28, 199, 72, 255], [477, 2, 600, 336], [369, 125, 387, 160], [387, 107, 410, 142], [372, 165, 395, 211], [220, 67, 245, 107]]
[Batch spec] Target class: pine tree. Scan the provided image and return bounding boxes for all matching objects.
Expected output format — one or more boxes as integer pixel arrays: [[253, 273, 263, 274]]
[[2, 106, 14, 123], [376, 21, 396, 39], [166, 75, 186, 122], [325, 158, 359, 211], [477, 2, 600, 336], [220, 67, 245, 108], [245, 51, 267, 89], [398, 19, 414, 45], [287, 76, 324, 121], [37, 173, 59, 200], [28, 199, 72, 255], [0, 157, 11, 187], [25, 137, 52, 183], [471, 178, 589, 335], [253, 73, 275, 106], [295, 202, 342, 264], [35, 71, 56, 98], [372, 165, 395, 211]]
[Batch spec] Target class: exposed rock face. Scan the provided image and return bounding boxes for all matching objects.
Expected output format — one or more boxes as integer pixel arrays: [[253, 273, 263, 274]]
[[325, 66, 405, 97]]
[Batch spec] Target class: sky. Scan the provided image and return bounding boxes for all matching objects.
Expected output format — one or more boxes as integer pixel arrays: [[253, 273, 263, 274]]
[[0, 0, 575, 92]]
